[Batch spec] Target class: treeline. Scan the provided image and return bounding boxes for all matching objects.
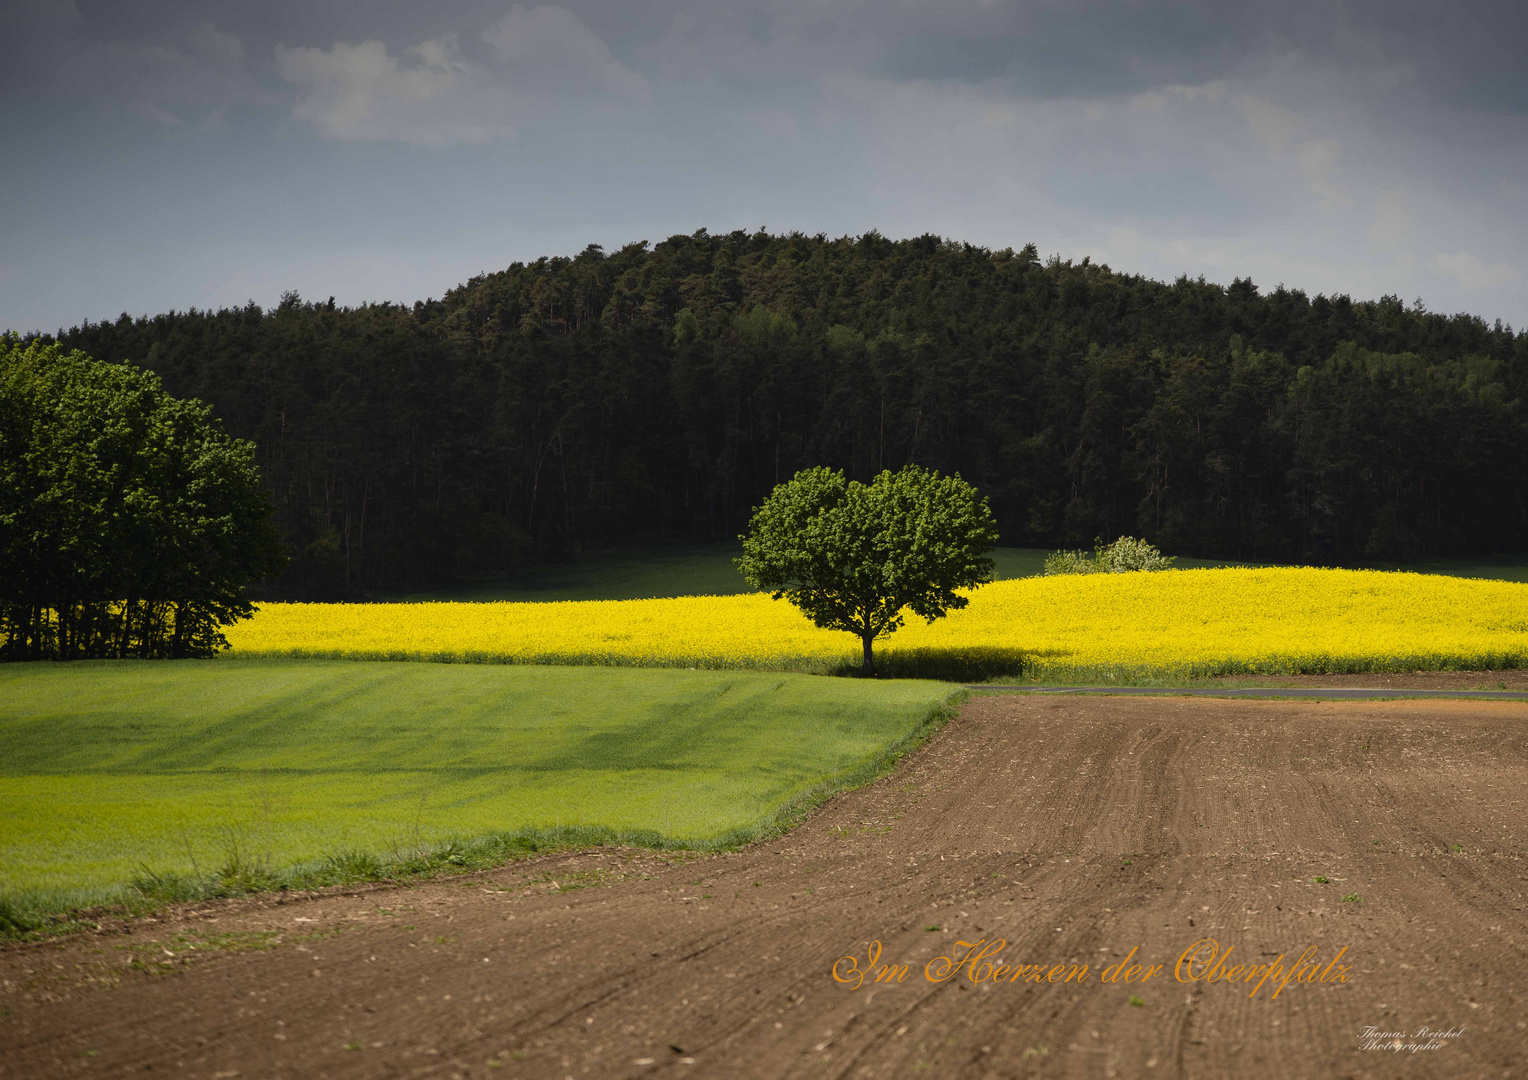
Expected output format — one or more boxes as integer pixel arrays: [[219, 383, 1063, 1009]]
[[43, 230, 1528, 599]]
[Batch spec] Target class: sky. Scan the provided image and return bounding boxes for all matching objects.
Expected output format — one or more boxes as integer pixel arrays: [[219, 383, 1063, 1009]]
[[3, 0, 1526, 334]]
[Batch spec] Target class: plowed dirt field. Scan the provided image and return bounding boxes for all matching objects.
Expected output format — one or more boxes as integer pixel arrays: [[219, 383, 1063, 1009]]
[[3, 694, 1525, 1079]]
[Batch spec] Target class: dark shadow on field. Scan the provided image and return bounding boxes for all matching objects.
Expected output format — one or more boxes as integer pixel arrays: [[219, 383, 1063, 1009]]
[[1357, 552, 1528, 583], [381, 544, 755, 603], [373, 545, 1124, 604], [833, 647, 1041, 683], [380, 542, 1528, 606]]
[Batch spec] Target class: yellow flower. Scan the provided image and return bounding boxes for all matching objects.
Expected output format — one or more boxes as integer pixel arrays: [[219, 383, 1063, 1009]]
[[226, 568, 1528, 679]]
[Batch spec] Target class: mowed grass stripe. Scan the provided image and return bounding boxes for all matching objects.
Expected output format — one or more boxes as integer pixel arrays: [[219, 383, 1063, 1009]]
[[0, 660, 954, 918]]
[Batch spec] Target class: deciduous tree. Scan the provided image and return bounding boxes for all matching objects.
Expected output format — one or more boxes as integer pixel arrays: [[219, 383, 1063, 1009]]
[[0, 339, 285, 660], [736, 465, 997, 675]]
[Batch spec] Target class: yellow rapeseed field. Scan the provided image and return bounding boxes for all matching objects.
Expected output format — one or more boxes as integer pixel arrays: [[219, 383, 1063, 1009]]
[[226, 568, 1528, 680]]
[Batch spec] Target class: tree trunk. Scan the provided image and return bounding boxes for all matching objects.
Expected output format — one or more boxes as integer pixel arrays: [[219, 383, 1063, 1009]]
[[861, 634, 875, 677], [170, 603, 186, 659]]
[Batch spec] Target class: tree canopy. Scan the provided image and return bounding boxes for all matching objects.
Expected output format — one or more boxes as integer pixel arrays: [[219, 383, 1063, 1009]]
[[0, 339, 286, 660], [737, 465, 997, 674], [35, 230, 1528, 599]]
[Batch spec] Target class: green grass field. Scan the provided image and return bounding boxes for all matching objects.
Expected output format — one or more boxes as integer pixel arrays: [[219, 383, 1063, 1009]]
[[388, 543, 1257, 602], [391, 543, 1528, 603], [0, 660, 953, 924], [1360, 554, 1528, 583]]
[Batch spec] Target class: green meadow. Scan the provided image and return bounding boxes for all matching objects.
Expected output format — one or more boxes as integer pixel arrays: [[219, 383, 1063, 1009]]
[[9, 541, 1525, 933], [0, 659, 953, 924], [386, 541, 1528, 604], [388, 542, 1256, 602]]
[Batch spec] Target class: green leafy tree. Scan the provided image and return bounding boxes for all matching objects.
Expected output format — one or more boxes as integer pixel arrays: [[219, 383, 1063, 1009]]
[[0, 338, 286, 660], [736, 465, 998, 675]]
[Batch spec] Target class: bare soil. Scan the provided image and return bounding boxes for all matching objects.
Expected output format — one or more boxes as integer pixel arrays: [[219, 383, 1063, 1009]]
[[3, 695, 1526, 1079]]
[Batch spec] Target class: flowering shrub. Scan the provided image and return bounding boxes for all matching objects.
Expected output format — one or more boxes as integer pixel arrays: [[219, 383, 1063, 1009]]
[[1043, 536, 1176, 575]]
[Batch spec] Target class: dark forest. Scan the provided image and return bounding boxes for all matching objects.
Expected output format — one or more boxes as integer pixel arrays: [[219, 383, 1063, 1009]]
[[42, 229, 1528, 600]]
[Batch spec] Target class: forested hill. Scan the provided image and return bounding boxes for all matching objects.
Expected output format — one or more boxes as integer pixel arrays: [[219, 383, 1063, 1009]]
[[44, 230, 1528, 599]]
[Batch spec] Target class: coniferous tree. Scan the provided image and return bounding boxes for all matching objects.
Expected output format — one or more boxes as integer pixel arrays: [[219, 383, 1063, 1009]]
[[33, 230, 1527, 599]]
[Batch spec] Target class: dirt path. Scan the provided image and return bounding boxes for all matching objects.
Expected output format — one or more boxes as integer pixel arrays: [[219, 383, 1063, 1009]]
[[1205, 671, 1528, 691], [3, 696, 1526, 1079], [992, 688, 1528, 701]]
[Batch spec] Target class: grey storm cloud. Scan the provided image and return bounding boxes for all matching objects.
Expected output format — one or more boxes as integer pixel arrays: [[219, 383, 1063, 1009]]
[[2, 0, 1526, 332], [23, 1, 1514, 101]]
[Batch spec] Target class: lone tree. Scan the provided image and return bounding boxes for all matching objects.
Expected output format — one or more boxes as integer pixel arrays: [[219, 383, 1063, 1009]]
[[1, 338, 286, 660], [736, 465, 998, 676]]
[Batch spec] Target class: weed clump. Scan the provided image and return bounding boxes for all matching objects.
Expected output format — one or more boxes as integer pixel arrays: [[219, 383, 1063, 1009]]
[[0, 899, 40, 936]]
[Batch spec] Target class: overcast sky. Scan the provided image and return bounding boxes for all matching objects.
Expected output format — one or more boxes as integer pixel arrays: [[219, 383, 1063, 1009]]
[[4, 0, 1526, 334]]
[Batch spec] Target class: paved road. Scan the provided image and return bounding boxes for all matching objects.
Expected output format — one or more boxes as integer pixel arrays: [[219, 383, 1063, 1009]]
[[976, 685, 1528, 700]]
